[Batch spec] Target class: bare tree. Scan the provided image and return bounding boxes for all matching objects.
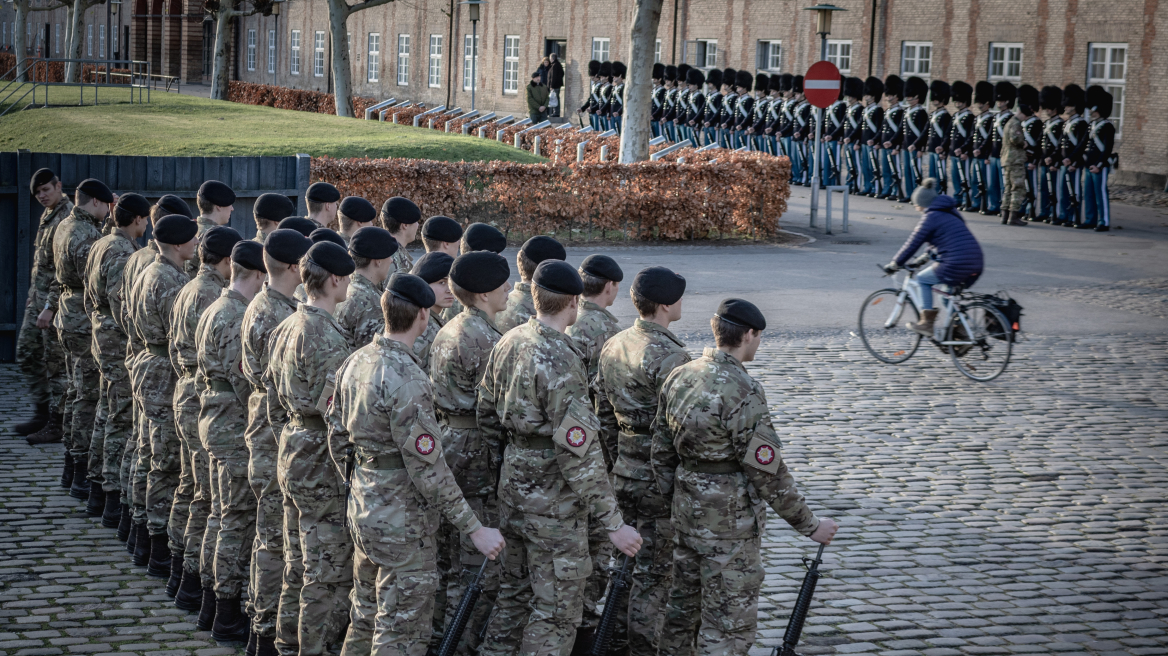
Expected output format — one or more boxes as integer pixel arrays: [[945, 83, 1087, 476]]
[[64, 0, 105, 82], [326, 0, 398, 117], [617, 0, 663, 163], [11, 0, 70, 82], [207, 0, 268, 100]]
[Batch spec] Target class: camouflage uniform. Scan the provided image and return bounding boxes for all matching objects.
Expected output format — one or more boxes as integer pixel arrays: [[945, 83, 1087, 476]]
[[184, 216, 220, 279], [439, 299, 463, 324], [411, 309, 445, 372], [495, 282, 534, 334], [477, 318, 626, 656], [267, 304, 353, 656], [595, 319, 691, 656], [122, 242, 161, 522], [241, 283, 298, 640], [429, 305, 504, 654], [334, 273, 385, 350], [84, 227, 140, 498], [52, 206, 106, 469], [195, 288, 256, 600], [1001, 115, 1029, 213], [170, 265, 228, 581], [16, 196, 71, 414], [391, 246, 413, 277], [331, 335, 485, 656], [651, 348, 820, 656], [566, 300, 621, 388]]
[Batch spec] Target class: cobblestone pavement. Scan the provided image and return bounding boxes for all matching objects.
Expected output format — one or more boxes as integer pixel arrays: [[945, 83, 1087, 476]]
[[1017, 278, 1168, 320], [3, 335, 1167, 656]]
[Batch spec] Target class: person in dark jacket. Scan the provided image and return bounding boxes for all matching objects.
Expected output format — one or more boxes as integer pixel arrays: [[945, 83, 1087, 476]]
[[548, 53, 565, 117], [884, 179, 985, 336], [526, 71, 550, 123]]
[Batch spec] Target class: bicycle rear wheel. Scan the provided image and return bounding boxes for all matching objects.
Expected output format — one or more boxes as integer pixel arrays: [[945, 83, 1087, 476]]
[[858, 289, 922, 364], [948, 302, 1012, 381]]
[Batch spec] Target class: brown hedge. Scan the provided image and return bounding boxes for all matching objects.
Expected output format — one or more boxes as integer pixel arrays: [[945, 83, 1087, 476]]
[[225, 80, 377, 116], [0, 54, 129, 84]]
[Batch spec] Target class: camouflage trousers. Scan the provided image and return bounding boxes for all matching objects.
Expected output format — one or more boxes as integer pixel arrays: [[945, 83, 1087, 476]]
[[1001, 163, 1030, 212], [209, 455, 256, 598], [136, 354, 180, 538], [16, 299, 67, 411], [612, 475, 677, 656], [90, 326, 131, 494], [125, 356, 149, 519], [580, 510, 613, 637], [173, 376, 214, 579], [248, 445, 284, 638], [478, 502, 591, 656], [58, 330, 100, 464], [657, 533, 762, 656], [437, 495, 499, 655], [342, 533, 439, 656]]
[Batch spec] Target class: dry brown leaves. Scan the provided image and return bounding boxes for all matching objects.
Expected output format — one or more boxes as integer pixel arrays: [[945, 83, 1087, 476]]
[[225, 81, 376, 117]]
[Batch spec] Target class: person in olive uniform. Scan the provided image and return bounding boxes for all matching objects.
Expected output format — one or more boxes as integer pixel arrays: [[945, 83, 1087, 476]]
[[495, 236, 566, 334], [306, 181, 341, 230], [335, 226, 400, 350], [336, 196, 379, 244], [381, 197, 423, 274]]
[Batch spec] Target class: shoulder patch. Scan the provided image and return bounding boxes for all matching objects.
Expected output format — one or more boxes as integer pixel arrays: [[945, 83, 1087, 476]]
[[407, 422, 442, 464], [315, 380, 335, 414], [552, 398, 598, 458], [743, 435, 781, 475]]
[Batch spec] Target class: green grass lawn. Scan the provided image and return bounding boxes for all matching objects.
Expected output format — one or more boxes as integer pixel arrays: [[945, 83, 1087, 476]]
[[0, 85, 542, 162]]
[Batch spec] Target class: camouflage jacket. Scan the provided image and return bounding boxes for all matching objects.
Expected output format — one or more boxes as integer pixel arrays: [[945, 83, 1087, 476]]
[[595, 319, 691, 482], [241, 283, 298, 453], [439, 299, 464, 324], [566, 300, 621, 386], [496, 282, 534, 333], [391, 246, 413, 277], [33, 196, 73, 310], [121, 241, 161, 363], [127, 253, 189, 406], [51, 206, 104, 335], [1001, 115, 1027, 169], [429, 304, 503, 497], [184, 215, 221, 279], [650, 348, 819, 540], [196, 288, 252, 457], [329, 335, 483, 545], [170, 265, 228, 379], [335, 273, 384, 350], [84, 229, 140, 360], [478, 317, 624, 531], [412, 309, 445, 372]]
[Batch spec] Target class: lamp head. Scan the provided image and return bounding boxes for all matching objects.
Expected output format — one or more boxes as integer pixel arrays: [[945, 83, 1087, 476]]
[[803, 4, 846, 36]]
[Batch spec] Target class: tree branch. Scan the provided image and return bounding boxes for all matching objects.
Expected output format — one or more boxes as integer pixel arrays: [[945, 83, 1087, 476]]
[[346, 0, 396, 14]]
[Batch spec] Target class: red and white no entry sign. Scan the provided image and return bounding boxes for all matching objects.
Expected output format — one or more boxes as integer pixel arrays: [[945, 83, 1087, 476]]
[[804, 61, 841, 109]]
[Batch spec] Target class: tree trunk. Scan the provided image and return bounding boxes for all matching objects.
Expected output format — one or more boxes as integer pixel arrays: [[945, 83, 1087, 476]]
[[66, 0, 87, 82], [326, 0, 353, 117], [618, 0, 664, 163], [13, 0, 28, 82], [210, 7, 234, 99]]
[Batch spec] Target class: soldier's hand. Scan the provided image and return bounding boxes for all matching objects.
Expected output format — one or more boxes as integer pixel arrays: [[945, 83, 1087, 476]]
[[470, 527, 506, 560], [36, 308, 54, 329], [810, 517, 838, 545], [883, 141, 892, 149], [609, 525, 643, 557]]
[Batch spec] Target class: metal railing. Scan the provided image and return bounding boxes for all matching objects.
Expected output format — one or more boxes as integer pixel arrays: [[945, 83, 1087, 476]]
[[1, 57, 152, 117]]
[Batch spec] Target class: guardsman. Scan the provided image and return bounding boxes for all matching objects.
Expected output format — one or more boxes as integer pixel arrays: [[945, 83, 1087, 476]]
[[878, 75, 905, 199], [1017, 85, 1044, 221], [1059, 84, 1089, 227], [733, 71, 755, 152], [496, 235, 566, 333], [651, 299, 837, 656], [476, 260, 642, 656], [409, 252, 455, 371], [700, 68, 723, 147], [380, 196, 422, 273], [717, 68, 737, 149], [771, 74, 794, 165], [970, 81, 996, 213], [194, 240, 268, 645], [1037, 86, 1064, 224], [822, 77, 848, 186], [674, 65, 692, 145], [267, 241, 355, 656], [253, 193, 297, 244], [948, 82, 975, 209], [999, 86, 1033, 227], [791, 77, 812, 185], [306, 181, 341, 230], [859, 76, 884, 197], [593, 266, 689, 656], [684, 67, 706, 146], [841, 77, 865, 193], [18, 168, 72, 445], [1081, 85, 1116, 232], [610, 62, 627, 134], [747, 73, 769, 153], [926, 80, 952, 193], [749, 75, 776, 154], [189, 181, 236, 279], [651, 63, 666, 138], [597, 62, 614, 131], [578, 60, 601, 131], [986, 81, 1017, 216], [901, 76, 929, 199], [335, 226, 399, 349], [661, 65, 679, 142], [336, 196, 377, 244]]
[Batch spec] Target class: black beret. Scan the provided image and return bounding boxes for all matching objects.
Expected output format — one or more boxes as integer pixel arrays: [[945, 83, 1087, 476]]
[[198, 180, 236, 208], [310, 228, 346, 248], [382, 196, 422, 225], [278, 216, 317, 237], [264, 229, 313, 264], [521, 235, 566, 264], [254, 193, 296, 223], [154, 214, 198, 245], [422, 215, 464, 243], [411, 252, 454, 284], [231, 240, 266, 273], [464, 223, 507, 253], [348, 226, 399, 260], [203, 225, 243, 257], [450, 251, 510, 294], [632, 266, 685, 305], [533, 260, 583, 296], [716, 298, 766, 331], [580, 254, 623, 283], [339, 196, 377, 224], [116, 192, 152, 218], [306, 241, 356, 277], [306, 181, 340, 203], [156, 194, 193, 220], [387, 273, 436, 309], [30, 168, 56, 194], [77, 178, 114, 204]]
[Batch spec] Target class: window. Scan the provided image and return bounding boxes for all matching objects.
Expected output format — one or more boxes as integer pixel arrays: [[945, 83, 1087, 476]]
[[463, 34, 479, 91], [428, 35, 443, 88], [27, 22, 31, 52], [86, 24, 92, 56], [989, 42, 1022, 81], [112, 26, 117, 58], [365, 33, 379, 82], [756, 40, 782, 72], [99, 24, 105, 57], [655, 39, 661, 63], [827, 40, 852, 73], [1088, 43, 1127, 136], [268, 30, 276, 74], [901, 41, 932, 77], [246, 29, 256, 71], [314, 31, 326, 77], [290, 30, 300, 75], [591, 37, 609, 63], [55, 24, 60, 54], [4, 22, 7, 47], [396, 34, 410, 85], [694, 39, 717, 68], [503, 35, 519, 93]]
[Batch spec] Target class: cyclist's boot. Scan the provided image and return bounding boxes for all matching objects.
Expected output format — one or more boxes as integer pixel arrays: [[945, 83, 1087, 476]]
[[908, 309, 938, 337]]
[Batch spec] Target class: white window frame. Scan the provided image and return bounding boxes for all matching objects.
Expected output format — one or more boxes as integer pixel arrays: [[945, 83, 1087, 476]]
[[756, 40, 782, 72], [111, 25, 118, 58], [901, 41, 932, 77], [1088, 42, 1127, 137], [988, 42, 1023, 82], [367, 32, 380, 82], [591, 37, 610, 63], [99, 24, 105, 58], [428, 35, 443, 88], [396, 34, 410, 86], [827, 39, 852, 74], [695, 39, 717, 68], [268, 30, 276, 74], [86, 24, 92, 56], [502, 35, 519, 94], [246, 29, 256, 71], [314, 31, 326, 77], [463, 34, 479, 91], [290, 29, 300, 75], [654, 39, 661, 63]]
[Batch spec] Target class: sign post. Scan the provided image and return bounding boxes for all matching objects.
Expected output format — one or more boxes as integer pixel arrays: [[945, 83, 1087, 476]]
[[804, 60, 840, 228]]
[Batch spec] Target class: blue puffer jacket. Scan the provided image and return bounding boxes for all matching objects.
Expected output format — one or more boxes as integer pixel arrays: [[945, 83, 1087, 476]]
[[893, 195, 984, 285]]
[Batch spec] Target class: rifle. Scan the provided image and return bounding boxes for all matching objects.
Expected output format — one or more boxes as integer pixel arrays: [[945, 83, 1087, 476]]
[[825, 143, 838, 184], [846, 147, 860, 193], [909, 151, 924, 185], [888, 150, 903, 195], [866, 146, 881, 192], [436, 559, 491, 656], [955, 159, 972, 208], [973, 158, 987, 211], [1063, 167, 1081, 224], [342, 447, 355, 528], [936, 156, 949, 194], [770, 544, 827, 656], [1023, 168, 1037, 219], [589, 554, 632, 656]]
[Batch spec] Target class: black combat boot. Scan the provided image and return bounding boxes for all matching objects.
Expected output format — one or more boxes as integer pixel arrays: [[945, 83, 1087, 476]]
[[175, 568, 204, 611], [116, 504, 132, 542], [147, 534, 172, 578], [28, 414, 64, 446], [60, 452, 74, 488], [15, 402, 50, 436], [246, 629, 258, 656], [165, 553, 184, 597], [255, 636, 277, 656], [85, 486, 106, 517], [126, 520, 138, 554], [211, 596, 251, 645], [570, 627, 595, 656], [101, 493, 122, 529], [68, 459, 90, 500], [197, 587, 217, 631], [132, 523, 151, 566]]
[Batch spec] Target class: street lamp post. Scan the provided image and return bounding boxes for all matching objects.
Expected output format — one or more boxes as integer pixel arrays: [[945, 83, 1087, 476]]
[[460, 0, 486, 110], [803, 4, 845, 229]]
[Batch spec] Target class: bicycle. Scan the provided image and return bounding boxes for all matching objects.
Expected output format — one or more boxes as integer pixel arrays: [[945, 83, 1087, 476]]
[[857, 256, 1013, 381]]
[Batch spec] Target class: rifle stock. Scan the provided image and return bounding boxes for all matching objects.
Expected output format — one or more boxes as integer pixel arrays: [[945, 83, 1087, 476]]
[[437, 559, 490, 656], [771, 544, 827, 656]]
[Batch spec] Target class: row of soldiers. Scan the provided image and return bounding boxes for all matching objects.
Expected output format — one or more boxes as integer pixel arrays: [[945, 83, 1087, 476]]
[[16, 171, 837, 656], [578, 59, 628, 133]]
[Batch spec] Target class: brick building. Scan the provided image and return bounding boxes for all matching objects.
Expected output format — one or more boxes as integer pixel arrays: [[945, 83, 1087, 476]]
[[1, 0, 1162, 187]]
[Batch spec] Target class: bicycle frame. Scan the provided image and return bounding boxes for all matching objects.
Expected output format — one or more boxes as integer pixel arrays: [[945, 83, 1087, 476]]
[[889, 268, 977, 345]]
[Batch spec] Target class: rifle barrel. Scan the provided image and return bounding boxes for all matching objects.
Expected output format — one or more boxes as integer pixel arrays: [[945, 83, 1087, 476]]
[[436, 559, 490, 656]]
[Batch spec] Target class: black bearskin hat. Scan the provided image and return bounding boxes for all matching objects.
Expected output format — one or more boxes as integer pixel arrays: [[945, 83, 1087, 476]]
[[1086, 85, 1113, 119], [685, 67, 705, 87], [1016, 84, 1039, 115], [793, 75, 804, 93], [844, 76, 865, 100], [905, 76, 928, 103], [755, 73, 769, 93], [994, 80, 1017, 105], [929, 79, 951, 105], [951, 81, 972, 105], [863, 76, 884, 98], [612, 61, 627, 78], [664, 65, 678, 82], [652, 63, 665, 80], [974, 81, 995, 105], [1062, 84, 1085, 114], [706, 68, 723, 89], [884, 74, 903, 99], [588, 60, 600, 77], [736, 70, 754, 91], [1039, 85, 1062, 112], [780, 73, 794, 92]]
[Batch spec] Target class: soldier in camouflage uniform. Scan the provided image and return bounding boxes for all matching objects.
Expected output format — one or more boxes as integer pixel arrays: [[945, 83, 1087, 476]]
[[336, 196, 378, 245], [195, 241, 268, 644], [420, 216, 463, 321], [18, 169, 71, 444], [306, 182, 341, 230], [331, 272, 506, 656], [429, 252, 511, 655], [253, 193, 297, 244], [187, 181, 236, 279], [237, 230, 312, 656], [496, 236, 566, 334], [438, 222, 507, 324], [334, 226, 398, 349], [266, 242, 355, 656], [999, 85, 1037, 227], [409, 252, 454, 371], [381, 196, 422, 274], [594, 266, 689, 656], [651, 300, 837, 656], [477, 260, 642, 656]]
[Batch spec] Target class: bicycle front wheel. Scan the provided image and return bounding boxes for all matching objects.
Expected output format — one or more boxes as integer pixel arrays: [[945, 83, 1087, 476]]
[[948, 302, 1013, 381], [858, 289, 922, 364]]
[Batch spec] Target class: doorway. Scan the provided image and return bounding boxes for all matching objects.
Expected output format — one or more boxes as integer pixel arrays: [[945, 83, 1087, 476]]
[[544, 39, 566, 59]]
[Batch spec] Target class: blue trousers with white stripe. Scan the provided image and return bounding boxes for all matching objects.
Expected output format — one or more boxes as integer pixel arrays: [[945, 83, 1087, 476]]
[[1037, 165, 1058, 219], [901, 150, 918, 199], [859, 145, 876, 195], [1083, 168, 1110, 227], [985, 157, 1003, 212], [878, 148, 897, 197], [950, 158, 969, 206], [1058, 168, 1081, 224]]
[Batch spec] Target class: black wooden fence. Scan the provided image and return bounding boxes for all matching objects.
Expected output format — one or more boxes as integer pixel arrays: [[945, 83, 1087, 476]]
[[0, 150, 312, 362]]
